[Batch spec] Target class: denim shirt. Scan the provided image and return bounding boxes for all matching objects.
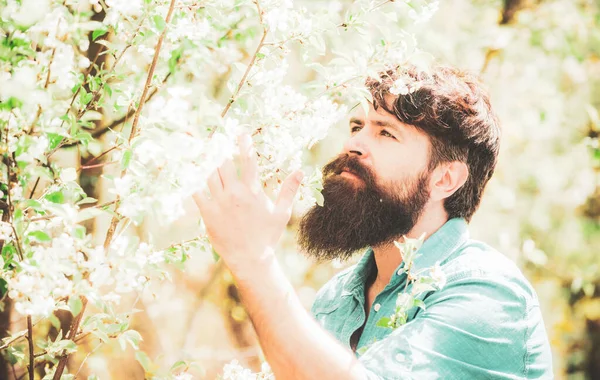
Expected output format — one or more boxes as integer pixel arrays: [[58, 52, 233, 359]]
[[310, 218, 553, 379]]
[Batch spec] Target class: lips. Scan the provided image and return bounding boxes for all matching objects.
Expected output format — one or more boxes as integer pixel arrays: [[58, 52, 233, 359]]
[[339, 169, 360, 180], [339, 167, 356, 176]]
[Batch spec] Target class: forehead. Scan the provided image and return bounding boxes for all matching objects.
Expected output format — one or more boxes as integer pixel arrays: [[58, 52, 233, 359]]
[[350, 101, 417, 133], [351, 101, 395, 123]]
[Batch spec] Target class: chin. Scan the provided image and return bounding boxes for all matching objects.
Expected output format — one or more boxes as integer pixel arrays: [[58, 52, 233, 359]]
[[336, 172, 365, 189]]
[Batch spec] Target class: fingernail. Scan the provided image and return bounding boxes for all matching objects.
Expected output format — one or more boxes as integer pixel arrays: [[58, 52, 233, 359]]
[[296, 171, 305, 182]]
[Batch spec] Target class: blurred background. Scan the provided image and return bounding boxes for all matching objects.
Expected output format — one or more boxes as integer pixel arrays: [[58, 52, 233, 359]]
[[8, 0, 599, 378]]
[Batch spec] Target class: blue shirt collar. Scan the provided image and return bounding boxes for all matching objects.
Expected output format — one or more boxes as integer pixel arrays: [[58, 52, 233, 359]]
[[342, 218, 469, 296]]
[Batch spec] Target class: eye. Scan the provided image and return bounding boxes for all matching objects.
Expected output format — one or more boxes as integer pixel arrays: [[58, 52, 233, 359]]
[[381, 130, 397, 140], [350, 125, 362, 133]]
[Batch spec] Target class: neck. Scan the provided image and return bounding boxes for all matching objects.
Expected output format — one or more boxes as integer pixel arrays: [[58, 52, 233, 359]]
[[371, 207, 449, 287]]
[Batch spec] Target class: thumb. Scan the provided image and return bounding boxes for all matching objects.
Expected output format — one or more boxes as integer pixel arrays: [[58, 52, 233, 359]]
[[275, 170, 304, 215]]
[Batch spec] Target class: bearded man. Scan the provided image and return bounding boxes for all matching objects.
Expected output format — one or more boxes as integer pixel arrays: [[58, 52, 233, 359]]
[[193, 65, 553, 379]]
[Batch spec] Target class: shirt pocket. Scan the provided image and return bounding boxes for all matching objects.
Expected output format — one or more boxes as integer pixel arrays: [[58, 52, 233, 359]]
[[312, 301, 341, 329]]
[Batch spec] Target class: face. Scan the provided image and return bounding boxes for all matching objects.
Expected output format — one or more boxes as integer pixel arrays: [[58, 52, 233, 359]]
[[297, 101, 435, 261]]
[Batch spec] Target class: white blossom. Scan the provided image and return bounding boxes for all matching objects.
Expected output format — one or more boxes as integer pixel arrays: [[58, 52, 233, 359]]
[[430, 262, 447, 290]]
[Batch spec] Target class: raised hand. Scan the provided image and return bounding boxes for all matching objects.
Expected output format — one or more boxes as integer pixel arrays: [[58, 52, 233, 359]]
[[192, 134, 304, 272]]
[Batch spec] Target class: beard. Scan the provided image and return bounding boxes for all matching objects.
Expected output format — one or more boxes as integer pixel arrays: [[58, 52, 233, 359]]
[[297, 154, 430, 262]]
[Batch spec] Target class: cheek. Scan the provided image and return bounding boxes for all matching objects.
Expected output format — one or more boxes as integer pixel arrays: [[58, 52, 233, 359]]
[[374, 147, 429, 185]]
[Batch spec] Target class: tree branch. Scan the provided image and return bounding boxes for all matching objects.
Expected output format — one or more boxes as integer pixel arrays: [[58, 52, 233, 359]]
[[50, 298, 88, 380], [214, 0, 268, 135], [0, 330, 27, 351], [26, 316, 33, 380], [129, 8, 177, 143]]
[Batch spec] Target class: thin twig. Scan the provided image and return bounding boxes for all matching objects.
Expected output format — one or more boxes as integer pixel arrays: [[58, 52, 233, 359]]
[[129, 5, 177, 143], [26, 316, 33, 380], [4, 128, 24, 261], [78, 160, 118, 171], [213, 0, 267, 135], [27, 47, 57, 134], [0, 330, 27, 351], [217, 30, 267, 125], [81, 144, 121, 167], [51, 297, 88, 380], [73, 342, 103, 379], [28, 199, 118, 222], [27, 177, 40, 200]]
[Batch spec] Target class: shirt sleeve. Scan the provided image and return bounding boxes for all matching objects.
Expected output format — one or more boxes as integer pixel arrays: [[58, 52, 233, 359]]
[[356, 273, 553, 380]]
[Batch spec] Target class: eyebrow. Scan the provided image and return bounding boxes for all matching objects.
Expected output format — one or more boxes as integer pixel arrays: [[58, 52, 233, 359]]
[[349, 117, 401, 132], [349, 117, 364, 125]]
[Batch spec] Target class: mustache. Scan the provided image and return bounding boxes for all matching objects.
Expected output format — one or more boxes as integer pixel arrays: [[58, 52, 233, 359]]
[[322, 154, 376, 186]]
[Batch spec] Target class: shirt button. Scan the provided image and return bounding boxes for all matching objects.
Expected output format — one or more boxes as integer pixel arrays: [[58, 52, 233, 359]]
[[374, 303, 381, 312]]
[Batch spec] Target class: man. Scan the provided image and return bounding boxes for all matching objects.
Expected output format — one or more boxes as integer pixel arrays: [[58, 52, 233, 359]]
[[193, 65, 553, 379]]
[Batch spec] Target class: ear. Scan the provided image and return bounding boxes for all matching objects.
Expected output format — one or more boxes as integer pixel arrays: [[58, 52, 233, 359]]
[[429, 161, 469, 202]]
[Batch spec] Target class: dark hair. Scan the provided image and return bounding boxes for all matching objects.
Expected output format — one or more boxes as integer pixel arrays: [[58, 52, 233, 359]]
[[366, 65, 501, 222]]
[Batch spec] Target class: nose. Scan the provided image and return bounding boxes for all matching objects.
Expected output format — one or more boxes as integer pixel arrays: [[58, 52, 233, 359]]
[[342, 130, 370, 158]]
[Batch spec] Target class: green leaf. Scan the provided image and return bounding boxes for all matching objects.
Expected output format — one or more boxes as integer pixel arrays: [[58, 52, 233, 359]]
[[92, 28, 108, 41], [13, 209, 24, 237], [82, 92, 94, 105], [45, 191, 65, 204], [53, 339, 77, 355], [72, 225, 86, 240], [73, 131, 93, 145], [211, 248, 220, 262], [168, 47, 183, 74], [69, 296, 83, 317], [413, 299, 426, 310], [121, 149, 132, 170], [0, 97, 23, 111], [76, 197, 97, 206], [376, 317, 391, 328], [135, 351, 153, 372], [76, 206, 107, 223], [20, 199, 43, 211], [153, 15, 166, 32], [7, 345, 25, 365], [105, 84, 112, 98], [314, 190, 324, 207], [0, 278, 7, 299], [91, 329, 110, 344], [119, 329, 142, 351], [2, 244, 17, 267], [28, 230, 51, 242], [170, 360, 188, 373]]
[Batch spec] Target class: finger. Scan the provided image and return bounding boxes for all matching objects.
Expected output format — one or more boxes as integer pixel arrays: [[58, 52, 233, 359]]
[[207, 169, 223, 197], [275, 170, 304, 216], [239, 134, 259, 188], [192, 190, 215, 217], [218, 158, 237, 189]]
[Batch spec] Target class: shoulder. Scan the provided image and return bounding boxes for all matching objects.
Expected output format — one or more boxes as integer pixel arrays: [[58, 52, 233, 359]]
[[441, 239, 540, 307], [417, 239, 552, 376]]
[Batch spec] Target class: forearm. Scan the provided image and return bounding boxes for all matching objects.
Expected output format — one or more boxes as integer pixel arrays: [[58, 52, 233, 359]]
[[231, 254, 368, 380]]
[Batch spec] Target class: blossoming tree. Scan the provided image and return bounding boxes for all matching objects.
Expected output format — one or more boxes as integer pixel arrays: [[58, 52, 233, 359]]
[[0, 0, 439, 378]]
